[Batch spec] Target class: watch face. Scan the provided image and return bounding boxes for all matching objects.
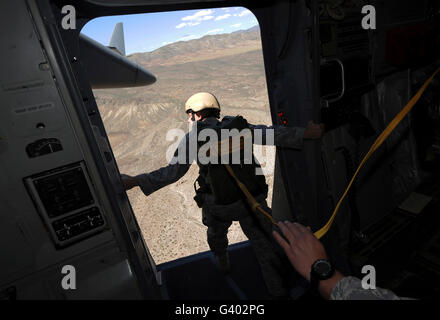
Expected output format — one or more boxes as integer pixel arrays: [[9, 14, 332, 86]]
[[313, 260, 333, 279]]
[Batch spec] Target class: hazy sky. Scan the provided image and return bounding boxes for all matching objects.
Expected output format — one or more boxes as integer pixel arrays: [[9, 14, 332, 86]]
[[81, 7, 259, 55]]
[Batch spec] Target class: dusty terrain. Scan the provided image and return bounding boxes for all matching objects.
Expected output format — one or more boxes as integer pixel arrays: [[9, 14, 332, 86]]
[[93, 26, 276, 264]]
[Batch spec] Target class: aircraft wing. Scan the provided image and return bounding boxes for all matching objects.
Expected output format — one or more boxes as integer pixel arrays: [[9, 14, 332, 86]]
[[79, 23, 156, 89]]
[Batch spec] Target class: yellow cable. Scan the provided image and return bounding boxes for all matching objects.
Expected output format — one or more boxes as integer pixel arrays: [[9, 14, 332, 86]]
[[314, 67, 440, 239], [224, 164, 277, 225]]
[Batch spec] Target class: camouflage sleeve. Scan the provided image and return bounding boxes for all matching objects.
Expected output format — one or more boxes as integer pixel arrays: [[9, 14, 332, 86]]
[[248, 124, 305, 150], [135, 163, 191, 196], [330, 276, 413, 300], [135, 132, 193, 196]]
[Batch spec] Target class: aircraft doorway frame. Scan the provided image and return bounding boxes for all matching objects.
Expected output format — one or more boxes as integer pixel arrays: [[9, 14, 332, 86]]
[[30, 0, 336, 291], [27, 0, 161, 299]]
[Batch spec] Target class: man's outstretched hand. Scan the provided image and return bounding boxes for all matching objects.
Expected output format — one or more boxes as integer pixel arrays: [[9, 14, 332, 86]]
[[304, 121, 325, 139], [121, 174, 138, 190]]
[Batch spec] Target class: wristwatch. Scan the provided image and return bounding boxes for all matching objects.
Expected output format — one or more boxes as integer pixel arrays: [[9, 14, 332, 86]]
[[310, 259, 335, 293]]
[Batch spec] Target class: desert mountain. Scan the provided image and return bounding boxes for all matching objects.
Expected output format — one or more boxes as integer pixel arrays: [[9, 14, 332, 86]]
[[93, 26, 275, 264], [128, 25, 261, 66]]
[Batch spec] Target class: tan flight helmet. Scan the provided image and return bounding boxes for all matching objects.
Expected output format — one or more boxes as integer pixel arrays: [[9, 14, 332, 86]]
[[185, 92, 220, 114]]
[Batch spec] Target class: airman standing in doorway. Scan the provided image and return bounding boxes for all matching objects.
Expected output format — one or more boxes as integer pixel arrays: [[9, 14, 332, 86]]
[[121, 92, 324, 298]]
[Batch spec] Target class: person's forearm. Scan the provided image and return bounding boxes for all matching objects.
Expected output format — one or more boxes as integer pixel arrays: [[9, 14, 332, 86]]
[[273, 126, 305, 149], [135, 162, 190, 196], [249, 124, 305, 149], [318, 271, 344, 300], [128, 176, 139, 188], [329, 276, 409, 300]]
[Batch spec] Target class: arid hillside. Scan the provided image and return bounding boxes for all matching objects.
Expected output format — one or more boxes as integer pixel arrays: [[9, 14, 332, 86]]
[[93, 26, 276, 264]]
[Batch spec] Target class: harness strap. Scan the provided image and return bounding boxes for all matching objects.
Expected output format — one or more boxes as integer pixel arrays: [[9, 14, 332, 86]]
[[224, 164, 277, 225]]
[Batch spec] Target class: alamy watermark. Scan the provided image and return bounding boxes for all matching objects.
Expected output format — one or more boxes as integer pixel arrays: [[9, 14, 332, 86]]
[[61, 265, 76, 290], [361, 265, 376, 289], [61, 5, 76, 30], [165, 123, 275, 175], [361, 5, 376, 30]]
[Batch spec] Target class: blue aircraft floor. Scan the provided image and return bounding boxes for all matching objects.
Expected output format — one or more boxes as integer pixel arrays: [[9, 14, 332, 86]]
[[156, 241, 313, 300], [157, 241, 274, 300]]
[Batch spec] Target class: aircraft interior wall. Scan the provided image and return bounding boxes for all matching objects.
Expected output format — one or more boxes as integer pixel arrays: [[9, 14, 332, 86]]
[[318, 0, 440, 233], [0, 0, 161, 299]]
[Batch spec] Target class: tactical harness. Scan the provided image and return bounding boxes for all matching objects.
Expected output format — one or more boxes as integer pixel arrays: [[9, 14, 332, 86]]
[[193, 116, 268, 207]]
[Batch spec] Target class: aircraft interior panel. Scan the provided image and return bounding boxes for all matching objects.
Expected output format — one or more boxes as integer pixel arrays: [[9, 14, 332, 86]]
[[23, 162, 107, 248], [0, 0, 161, 300]]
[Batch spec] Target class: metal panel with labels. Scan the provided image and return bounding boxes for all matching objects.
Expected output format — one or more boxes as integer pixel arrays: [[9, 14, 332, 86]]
[[24, 162, 107, 248]]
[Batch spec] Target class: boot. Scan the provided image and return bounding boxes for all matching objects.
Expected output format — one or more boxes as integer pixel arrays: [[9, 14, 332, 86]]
[[214, 252, 231, 274]]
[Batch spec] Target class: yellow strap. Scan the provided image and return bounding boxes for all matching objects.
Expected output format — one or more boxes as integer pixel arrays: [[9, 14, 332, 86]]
[[224, 164, 277, 225], [314, 67, 440, 239]]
